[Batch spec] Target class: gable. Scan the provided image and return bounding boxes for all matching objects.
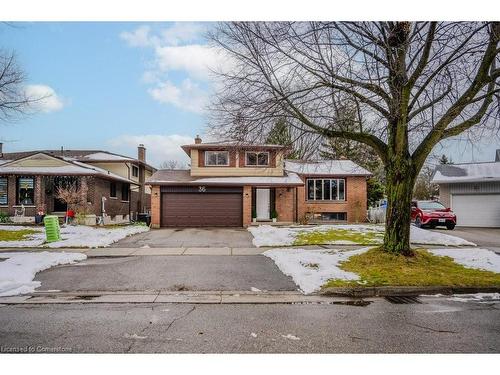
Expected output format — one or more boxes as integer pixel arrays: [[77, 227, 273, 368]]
[[5, 153, 71, 168]]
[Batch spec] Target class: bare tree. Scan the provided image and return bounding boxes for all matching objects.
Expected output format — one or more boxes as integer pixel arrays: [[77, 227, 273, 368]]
[[208, 22, 500, 256], [159, 160, 186, 170], [0, 51, 44, 122]]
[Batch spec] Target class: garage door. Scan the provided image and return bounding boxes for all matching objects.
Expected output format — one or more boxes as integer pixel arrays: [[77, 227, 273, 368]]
[[452, 194, 500, 227], [161, 187, 243, 227]]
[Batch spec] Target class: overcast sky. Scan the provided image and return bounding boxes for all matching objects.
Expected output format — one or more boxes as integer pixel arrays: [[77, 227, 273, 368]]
[[0, 22, 498, 167]]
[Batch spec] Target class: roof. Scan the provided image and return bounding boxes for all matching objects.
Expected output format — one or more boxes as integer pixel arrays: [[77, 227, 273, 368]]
[[0, 149, 155, 170], [181, 142, 288, 156], [432, 162, 500, 184], [0, 153, 139, 185], [284, 159, 372, 176], [147, 169, 303, 186]]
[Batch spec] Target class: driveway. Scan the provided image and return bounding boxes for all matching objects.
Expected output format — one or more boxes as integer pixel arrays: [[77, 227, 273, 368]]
[[34, 255, 297, 292], [430, 227, 500, 253], [112, 228, 255, 248]]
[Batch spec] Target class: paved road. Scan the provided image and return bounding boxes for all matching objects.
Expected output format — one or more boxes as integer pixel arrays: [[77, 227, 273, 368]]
[[430, 227, 500, 253], [0, 296, 498, 353], [34, 255, 297, 292], [112, 228, 255, 248]]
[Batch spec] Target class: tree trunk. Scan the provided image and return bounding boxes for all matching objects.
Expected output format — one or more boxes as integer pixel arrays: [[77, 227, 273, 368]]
[[383, 160, 416, 256]]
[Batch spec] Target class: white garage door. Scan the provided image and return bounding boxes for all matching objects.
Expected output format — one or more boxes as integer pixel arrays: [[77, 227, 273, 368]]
[[452, 194, 500, 227]]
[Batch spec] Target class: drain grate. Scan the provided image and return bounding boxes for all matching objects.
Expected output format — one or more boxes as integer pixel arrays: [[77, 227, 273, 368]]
[[385, 296, 422, 304]]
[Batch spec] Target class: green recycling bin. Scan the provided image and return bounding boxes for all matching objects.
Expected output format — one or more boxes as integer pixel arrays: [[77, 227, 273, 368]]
[[43, 215, 61, 243]]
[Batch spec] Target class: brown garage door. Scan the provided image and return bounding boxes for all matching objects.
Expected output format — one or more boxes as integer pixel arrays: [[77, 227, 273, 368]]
[[161, 187, 243, 227]]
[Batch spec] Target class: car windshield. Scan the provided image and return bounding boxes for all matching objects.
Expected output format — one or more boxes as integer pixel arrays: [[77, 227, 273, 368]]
[[419, 201, 446, 210]]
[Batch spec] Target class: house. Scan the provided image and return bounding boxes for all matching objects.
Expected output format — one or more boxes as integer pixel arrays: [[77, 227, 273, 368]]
[[431, 149, 500, 227], [0, 143, 156, 224], [147, 136, 371, 228]]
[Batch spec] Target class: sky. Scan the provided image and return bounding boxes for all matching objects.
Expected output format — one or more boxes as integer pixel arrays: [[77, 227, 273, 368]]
[[0, 22, 498, 168]]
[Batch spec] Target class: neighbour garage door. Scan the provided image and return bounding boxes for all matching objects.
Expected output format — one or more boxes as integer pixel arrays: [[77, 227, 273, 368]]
[[452, 194, 500, 227], [161, 187, 243, 227]]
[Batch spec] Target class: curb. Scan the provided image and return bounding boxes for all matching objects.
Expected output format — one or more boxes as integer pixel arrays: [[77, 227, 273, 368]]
[[321, 286, 500, 297]]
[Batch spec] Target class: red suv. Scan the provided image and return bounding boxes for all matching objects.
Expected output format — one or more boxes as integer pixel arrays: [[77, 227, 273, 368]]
[[411, 200, 456, 230]]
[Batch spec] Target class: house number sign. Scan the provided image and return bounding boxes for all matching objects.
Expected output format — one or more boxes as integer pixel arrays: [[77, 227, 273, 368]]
[[198, 186, 206, 193]]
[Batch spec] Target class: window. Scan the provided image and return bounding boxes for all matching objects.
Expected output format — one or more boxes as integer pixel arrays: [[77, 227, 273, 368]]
[[245, 151, 269, 166], [16, 177, 35, 205], [418, 201, 445, 210], [306, 178, 345, 201], [132, 165, 139, 177], [0, 177, 7, 205], [205, 151, 229, 166], [121, 183, 130, 201], [311, 212, 347, 221], [110, 182, 117, 198]]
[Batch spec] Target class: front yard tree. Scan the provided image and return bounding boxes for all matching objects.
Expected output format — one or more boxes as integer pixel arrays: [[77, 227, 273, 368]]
[[209, 22, 500, 256]]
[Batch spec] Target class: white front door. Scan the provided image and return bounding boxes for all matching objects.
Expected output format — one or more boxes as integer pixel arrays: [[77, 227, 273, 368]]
[[256, 188, 271, 220]]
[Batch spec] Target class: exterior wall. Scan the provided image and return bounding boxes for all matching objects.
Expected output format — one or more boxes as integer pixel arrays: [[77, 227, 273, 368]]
[[8, 154, 68, 167], [150, 185, 161, 228], [190, 149, 285, 177], [275, 187, 295, 222], [438, 183, 450, 207], [242, 185, 252, 226], [297, 176, 367, 223]]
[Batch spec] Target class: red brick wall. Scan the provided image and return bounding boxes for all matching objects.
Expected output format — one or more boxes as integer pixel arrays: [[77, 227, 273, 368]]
[[275, 187, 295, 222], [297, 176, 367, 223], [242, 185, 252, 226], [150, 185, 161, 228]]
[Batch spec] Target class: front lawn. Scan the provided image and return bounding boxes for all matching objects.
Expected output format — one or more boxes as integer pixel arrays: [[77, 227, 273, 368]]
[[0, 228, 40, 242], [324, 247, 500, 288], [294, 228, 383, 245]]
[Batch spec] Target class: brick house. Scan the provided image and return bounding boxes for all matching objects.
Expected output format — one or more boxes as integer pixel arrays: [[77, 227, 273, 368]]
[[0, 143, 155, 224], [147, 137, 371, 228]]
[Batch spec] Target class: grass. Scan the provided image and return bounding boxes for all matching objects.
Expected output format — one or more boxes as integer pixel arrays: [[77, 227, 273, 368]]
[[324, 247, 500, 288], [0, 229, 39, 242], [294, 228, 383, 246]]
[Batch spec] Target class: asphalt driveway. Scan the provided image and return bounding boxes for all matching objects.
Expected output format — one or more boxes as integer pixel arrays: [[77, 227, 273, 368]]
[[112, 228, 255, 248], [34, 255, 297, 292], [430, 227, 500, 253]]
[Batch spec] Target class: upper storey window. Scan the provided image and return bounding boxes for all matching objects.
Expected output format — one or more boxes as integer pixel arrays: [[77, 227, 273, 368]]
[[245, 151, 269, 166], [205, 151, 229, 166]]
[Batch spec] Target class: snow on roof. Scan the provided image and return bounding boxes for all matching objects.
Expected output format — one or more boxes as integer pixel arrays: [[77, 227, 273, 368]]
[[147, 169, 303, 186], [284, 160, 372, 176], [432, 162, 500, 184], [80, 152, 135, 162]]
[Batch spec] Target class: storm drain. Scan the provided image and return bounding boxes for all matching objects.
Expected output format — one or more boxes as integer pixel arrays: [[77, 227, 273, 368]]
[[385, 296, 422, 304]]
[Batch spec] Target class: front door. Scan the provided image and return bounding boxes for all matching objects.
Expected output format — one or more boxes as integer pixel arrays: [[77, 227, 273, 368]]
[[256, 188, 270, 220]]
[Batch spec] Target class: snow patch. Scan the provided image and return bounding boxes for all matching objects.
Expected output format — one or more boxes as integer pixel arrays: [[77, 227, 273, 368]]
[[0, 224, 150, 248], [250, 287, 262, 292], [281, 334, 300, 341], [0, 252, 86, 296], [248, 224, 475, 247], [447, 293, 500, 303], [263, 248, 369, 294], [429, 248, 500, 273]]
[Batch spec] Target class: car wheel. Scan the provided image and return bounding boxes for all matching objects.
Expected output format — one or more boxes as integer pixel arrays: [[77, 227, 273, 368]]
[[415, 217, 422, 228], [446, 223, 455, 230]]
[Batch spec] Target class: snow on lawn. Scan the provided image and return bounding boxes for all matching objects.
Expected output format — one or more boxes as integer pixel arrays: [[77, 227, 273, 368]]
[[263, 248, 370, 294], [0, 251, 86, 296], [429, 248, 500, 273], [0, 224, 149, 248], [248, 224, 475, 247]]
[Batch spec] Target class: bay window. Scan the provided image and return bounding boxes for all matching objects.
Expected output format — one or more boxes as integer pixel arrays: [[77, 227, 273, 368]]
[[306, 178, 345, 201], [205, 151, 229, 166], [16, 177, 35, 205]]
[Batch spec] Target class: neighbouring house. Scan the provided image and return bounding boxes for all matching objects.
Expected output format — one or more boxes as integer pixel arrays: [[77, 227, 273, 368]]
[[0, 143, 156, 224], [431, 149, 500, 227], [147, 136, 371, 228]]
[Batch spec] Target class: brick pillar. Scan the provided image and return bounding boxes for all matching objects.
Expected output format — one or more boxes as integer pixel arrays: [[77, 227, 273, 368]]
[[150, 185, 161, 228], [275, 187, 295, 222], [243, 185, 252, 227], [35, 176, 45, 213]]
